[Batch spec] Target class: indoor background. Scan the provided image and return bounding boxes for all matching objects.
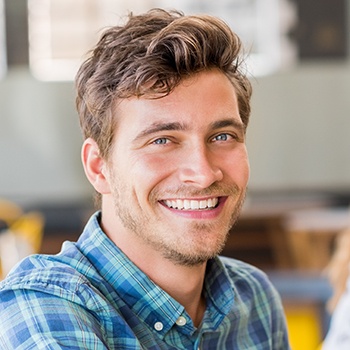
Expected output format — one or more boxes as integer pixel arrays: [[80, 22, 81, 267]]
[[1, 1, 350, 349]]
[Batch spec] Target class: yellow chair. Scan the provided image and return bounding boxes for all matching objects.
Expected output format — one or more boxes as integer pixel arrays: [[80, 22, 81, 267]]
[[0, 199, 23, 226], [9, 211, 44, 254], [0, 208, 44, 279], [285, 304, 323, 350]]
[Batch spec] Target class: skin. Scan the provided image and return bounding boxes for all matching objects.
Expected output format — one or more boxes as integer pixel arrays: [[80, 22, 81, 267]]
[[82, 69, 250, 326]]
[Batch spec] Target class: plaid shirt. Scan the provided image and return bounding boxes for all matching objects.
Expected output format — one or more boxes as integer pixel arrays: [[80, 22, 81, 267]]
[[0, 212, 290, 349]]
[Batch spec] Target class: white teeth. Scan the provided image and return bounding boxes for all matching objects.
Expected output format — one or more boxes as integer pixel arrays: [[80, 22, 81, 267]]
[[199, 200, 207, 209], [191, 200, 199, 210], [164, 198, 219, 210]]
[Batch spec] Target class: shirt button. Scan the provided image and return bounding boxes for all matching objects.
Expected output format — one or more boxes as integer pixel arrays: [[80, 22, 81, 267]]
[[175, 316, 187, 326], [154, 321, 164, 331]]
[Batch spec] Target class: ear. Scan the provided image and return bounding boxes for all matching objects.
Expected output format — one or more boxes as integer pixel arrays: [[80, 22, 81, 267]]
[[81, 138, 111, 194]]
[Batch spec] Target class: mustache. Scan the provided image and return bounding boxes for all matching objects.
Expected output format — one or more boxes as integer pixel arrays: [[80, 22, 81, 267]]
[[151, 182, 240, 200]]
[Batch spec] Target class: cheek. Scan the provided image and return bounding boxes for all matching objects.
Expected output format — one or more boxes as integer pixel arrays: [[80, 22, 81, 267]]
[[130, 153, 177, 191], [240, 152, 250, 179], [135, 153, 175, 172], [224, 150, 250, 185]]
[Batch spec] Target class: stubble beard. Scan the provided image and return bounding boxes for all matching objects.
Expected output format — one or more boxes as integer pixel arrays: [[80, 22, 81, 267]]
[[159, 190, 246, 266], [111, 178, 246, 267]]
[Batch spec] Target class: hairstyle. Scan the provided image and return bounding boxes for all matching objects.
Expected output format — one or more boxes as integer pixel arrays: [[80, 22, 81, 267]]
[[76, 8, 252, 157], [75, 8, 252, 206]]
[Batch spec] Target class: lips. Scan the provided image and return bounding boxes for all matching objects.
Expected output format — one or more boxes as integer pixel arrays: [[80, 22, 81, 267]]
[[163, 198, 219, 210]]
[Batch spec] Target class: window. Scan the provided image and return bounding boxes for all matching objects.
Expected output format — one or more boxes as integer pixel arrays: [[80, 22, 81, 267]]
[[27, 0, 296, 81], [28, 0, 153, 81]]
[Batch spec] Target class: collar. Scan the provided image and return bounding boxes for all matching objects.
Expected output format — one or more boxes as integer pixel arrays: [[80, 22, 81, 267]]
[[77, 212, 235, 337]]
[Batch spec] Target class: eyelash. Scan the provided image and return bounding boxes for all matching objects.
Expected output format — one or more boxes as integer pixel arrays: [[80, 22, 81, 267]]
[[211, 133, 236, 142], [152, 137, 170, 145], [151, 133, 238, 146]]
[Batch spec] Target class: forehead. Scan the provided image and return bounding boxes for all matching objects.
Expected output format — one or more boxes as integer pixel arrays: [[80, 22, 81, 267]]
[[114, 70, 242, 132]]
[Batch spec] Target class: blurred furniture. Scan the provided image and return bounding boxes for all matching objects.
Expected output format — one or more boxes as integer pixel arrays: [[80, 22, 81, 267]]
[[0, 199, 44, 278], [37, 201, 93, 255], [0, 199, 23, 228], [284, 208, 350, 270], [223, 191, 346, 270], [223, 211, 290, 269]]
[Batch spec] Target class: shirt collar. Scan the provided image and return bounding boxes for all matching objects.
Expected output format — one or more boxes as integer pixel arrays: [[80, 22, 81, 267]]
[[77, 212, 235, 335]]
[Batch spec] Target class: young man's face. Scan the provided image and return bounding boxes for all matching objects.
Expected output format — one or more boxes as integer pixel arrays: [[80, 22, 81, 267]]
[[103, 70, 250, 266]]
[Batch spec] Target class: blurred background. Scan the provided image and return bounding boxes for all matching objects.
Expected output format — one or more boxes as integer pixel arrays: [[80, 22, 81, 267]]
[[1, 0, 350, 349]]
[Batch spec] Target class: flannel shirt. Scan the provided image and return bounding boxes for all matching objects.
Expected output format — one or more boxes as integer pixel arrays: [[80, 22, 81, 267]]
[[0, 212, 290, 349]]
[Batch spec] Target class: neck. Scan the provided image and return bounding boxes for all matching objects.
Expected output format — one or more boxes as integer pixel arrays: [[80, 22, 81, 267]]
[[123, 239, 207, 327], [147, 260, 207, 327], [100, 207, 207, 327]]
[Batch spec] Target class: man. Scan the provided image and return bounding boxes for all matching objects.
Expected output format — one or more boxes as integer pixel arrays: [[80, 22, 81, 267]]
[[0, 9, 290, 349]]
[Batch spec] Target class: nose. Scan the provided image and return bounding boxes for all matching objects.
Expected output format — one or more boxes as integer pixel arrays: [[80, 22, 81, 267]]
[[178, 145, 223, 188]]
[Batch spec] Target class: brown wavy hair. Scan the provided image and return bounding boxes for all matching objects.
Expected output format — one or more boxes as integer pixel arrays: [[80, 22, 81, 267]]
[[76, 8, 252, 158]]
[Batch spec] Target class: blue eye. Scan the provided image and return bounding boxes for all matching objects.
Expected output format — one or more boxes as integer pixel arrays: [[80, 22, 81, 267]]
[[213, 133, 230, 141], [153, 138, 169, 145]]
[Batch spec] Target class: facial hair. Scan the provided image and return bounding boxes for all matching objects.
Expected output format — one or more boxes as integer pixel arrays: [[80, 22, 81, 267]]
[[159, 191, 246, 266], [110, 176, 246, 267]]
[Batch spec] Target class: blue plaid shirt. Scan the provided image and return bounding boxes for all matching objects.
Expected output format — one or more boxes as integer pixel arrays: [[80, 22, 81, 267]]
[[0, 212, 290, 349]]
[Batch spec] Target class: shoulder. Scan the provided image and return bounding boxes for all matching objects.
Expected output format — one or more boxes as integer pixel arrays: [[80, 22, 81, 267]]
[[219, 256, 280, 301], [0, 245, 107, 311], [219, 256, 270, 283], [218, 257, 290, 347], [0, 251, 116, 349]]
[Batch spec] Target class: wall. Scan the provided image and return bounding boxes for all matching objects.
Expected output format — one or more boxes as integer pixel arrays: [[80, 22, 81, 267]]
[[248, 60, 350, 191], [0, 67, 91, 203]]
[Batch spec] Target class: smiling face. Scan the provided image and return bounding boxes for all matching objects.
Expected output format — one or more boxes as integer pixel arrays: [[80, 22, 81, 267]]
[[85, 70, 250, 266]]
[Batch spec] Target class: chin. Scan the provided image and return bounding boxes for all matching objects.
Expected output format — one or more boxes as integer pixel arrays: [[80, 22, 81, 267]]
[[163, 240, 226, 267]]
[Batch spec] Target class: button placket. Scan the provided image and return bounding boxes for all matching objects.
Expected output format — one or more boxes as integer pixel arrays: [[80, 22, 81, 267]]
[[175, 316, 187, 327], [154, 321, 164, 331]]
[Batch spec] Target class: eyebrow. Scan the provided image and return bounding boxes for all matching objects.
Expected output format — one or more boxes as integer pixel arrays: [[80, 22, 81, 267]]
[[210, 119, 245, 133], [133, 118, 245, 142], [133, 122, 187, 142]]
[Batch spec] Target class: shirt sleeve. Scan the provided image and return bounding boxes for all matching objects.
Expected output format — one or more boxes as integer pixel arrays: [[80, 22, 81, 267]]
[[0, 288, 109, 350]]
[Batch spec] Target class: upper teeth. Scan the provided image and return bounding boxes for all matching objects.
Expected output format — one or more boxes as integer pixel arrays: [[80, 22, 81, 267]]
[[164, 198, 219, 210]]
